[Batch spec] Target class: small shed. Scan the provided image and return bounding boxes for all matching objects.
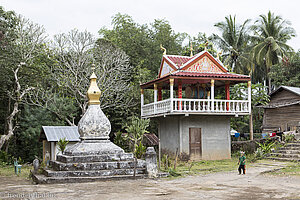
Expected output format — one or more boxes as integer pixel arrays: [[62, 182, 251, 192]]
[[40, 126, 80, 161], [258, 86, 300, 133]]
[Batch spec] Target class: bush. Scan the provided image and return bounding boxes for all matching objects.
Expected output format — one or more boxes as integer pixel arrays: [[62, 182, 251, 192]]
[[135, 141, 146, 159], [57, 138, 69, 154]]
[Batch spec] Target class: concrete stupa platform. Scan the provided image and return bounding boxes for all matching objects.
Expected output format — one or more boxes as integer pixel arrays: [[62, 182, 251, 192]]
[[32, 71, 147, 184]]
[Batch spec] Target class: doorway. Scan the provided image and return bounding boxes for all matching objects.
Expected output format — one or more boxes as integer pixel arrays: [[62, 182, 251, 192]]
[[189, 128, 202, 160]]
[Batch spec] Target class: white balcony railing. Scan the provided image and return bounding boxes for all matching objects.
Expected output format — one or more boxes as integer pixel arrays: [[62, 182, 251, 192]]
[[142, 98, 250, 117]]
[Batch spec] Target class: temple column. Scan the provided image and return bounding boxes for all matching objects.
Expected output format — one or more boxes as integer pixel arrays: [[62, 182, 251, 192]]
[[178, 80, 182, 110], [154, 84, 158, 114], [158, 87, 162, 101], [141, 89, 144, 116], [170, 79, 174, 112], [225, 81, 230, 111], [211, 79, 215, 111]]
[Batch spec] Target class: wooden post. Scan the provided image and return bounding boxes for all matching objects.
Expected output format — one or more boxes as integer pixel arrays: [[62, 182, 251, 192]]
[[158, 87, 162, 101], [170, 78, 174, 112], [211, 79, 215, 111], [141, 89, 144, 116], [248, 81, 253, 140], [154, 84, 158, 114], [225, 81, 230, 111]]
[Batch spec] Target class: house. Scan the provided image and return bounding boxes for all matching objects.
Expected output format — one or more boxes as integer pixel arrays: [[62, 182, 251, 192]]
[[140, 48, 251, 160], [40, 126, 80, 161], [258, 86, 300, 133]]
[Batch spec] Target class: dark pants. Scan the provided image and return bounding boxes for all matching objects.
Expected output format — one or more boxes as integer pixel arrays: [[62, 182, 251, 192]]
[[238, 165, 245, 174]]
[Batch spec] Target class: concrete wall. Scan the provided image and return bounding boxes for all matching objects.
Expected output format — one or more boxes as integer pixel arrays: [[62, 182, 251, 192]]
[[158, 115, 231, 160]]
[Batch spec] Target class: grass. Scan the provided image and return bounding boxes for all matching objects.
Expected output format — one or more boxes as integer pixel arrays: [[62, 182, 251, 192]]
[[0, 164, 32, 180], [266, 162, 300, 177], [161, 155, 255, 177]]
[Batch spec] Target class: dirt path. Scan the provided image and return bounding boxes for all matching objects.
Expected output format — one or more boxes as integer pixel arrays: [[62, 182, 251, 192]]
[[0, 161, 300, 200]]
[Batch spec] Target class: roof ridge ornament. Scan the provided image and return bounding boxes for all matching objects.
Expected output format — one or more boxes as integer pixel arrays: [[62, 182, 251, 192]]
[[217, 51, 222, 60], [160, 44, 166, 55], [190, 43, 193, 57], [204, 40, 209, 51]]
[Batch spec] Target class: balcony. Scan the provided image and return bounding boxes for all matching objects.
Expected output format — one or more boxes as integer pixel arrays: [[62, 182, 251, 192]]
[[142, 98, 250, 118]]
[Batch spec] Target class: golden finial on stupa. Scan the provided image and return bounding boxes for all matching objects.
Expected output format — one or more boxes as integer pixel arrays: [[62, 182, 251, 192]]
[[190, 43, 193, 57], [87, 65, 101, 105], [204, 40, 209, 51], [160, 44, 166, 55], [217, 51, 222, 59]]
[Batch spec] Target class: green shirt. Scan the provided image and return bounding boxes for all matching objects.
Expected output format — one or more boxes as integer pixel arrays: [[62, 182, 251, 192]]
[[239, 155, 246, 165]]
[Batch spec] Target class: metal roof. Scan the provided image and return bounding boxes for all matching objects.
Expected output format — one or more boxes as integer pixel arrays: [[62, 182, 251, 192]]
[[42, 126, 80, 142], [270, 86, 300, 97]]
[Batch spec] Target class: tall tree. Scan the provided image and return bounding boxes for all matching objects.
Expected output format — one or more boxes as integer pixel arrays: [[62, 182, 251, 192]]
[[28, 30, 134, 126], [210, 15, 251, 74], [269, 51, 300, 87], [0, 15, 47, 150], [251, 11, 296, 93]]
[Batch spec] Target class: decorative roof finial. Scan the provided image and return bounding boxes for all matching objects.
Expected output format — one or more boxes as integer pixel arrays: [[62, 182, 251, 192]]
[[160, 44, 166, 55], [190, 43, 193, 57], [87, 65, 101, 105], [204, 40, 209, 51], [91, 64, 96, 72], [217, 51, 222, 59]]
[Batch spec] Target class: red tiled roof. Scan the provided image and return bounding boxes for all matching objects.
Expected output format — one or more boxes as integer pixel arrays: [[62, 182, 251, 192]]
[[166, 55, 192, 68], [174, 71, 250, 79]]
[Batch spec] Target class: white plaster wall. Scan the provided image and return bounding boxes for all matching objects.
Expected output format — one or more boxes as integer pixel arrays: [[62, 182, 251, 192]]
[[159, 115, 231, 160]]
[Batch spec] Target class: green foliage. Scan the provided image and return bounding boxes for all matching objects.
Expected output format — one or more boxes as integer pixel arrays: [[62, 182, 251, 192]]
[[256, 140, 276, 155], [161, 154, 172, 170], [57, 138, 69, 154], [124, 116, 149, 155], [251, 11, 296, 91], [134, 141, 146, 159], [230, 83, 269, 133], [269, 51, 300, 88], [7, 105, 65, 163], [113, 132, 130, 151], [210, 15, 251, 74], [283, 133, 295, 143]]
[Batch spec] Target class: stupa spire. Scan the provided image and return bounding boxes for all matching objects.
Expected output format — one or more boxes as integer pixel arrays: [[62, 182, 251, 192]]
[[87, 65, 101, 105]]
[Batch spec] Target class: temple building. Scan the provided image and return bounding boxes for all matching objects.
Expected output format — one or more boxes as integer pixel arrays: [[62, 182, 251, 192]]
[[140, 47, 251, 160]]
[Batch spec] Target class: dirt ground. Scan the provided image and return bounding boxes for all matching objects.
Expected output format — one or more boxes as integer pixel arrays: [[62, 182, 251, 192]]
[[0, 161, 300, 200]]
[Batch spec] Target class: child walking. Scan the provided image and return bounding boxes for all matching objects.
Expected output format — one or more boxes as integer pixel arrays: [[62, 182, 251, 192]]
[[238, 151, 246, 175]]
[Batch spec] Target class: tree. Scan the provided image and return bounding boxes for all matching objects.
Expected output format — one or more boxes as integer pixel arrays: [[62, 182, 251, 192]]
[[124, 117, 149, 155], [251, 11, 296, 93], [29, 29, 134, 126], [0, 15, 47, 150], [210, 15, 251, 74], [269, 51, 300, 87], [231, 83, 269, 139]]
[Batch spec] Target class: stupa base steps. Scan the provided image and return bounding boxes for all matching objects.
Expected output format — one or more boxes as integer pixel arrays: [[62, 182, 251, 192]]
[[51, 159, 145, 171], [56, 153, 134, 163], [32, 173, 146, 184], [32, 151, 147, 184]]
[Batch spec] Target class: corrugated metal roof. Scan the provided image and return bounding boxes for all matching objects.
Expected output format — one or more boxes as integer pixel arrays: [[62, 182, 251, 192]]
[[42, 126, 80, 142], [270, 86, 300, 97]]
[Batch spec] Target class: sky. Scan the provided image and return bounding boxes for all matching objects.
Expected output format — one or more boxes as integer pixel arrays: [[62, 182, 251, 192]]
[[1, 0, 300, 50]]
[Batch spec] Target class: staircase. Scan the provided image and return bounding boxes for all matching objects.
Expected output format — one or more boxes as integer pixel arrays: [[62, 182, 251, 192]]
[[267, 141, 300, 162], [32, 153, 146, 184]]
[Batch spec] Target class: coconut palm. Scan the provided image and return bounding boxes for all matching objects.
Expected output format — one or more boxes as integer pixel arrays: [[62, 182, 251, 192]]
[[251, 11, 296, 93], [210, 15, 251, 74]]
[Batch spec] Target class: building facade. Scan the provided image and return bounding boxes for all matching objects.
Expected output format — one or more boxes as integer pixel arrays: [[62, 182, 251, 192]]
[[140, 49, 251, 160]]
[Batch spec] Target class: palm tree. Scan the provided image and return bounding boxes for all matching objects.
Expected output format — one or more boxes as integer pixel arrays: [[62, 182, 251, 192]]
[[210, 15, 251, 74], [251, 11, 296, 93]]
